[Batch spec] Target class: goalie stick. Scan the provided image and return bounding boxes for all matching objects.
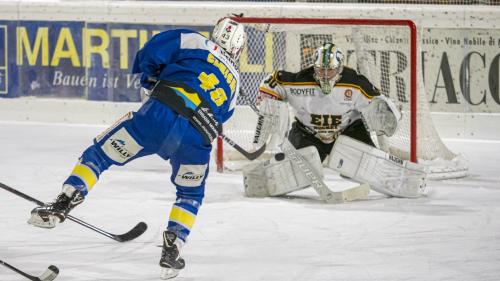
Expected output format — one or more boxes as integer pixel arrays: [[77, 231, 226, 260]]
[[0, 182, 147, 242], [281, 139, 370, 204], [0, 260, 59, 281]]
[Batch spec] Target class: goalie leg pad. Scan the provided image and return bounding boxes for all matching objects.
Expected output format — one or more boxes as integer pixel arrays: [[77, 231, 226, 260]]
[[243, 146, 323, 197], [327, 135, 428, 198], [242, 162, 270, 197]]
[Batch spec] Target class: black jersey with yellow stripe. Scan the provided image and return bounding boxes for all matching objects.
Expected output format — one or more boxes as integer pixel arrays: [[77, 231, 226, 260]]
[[336, 67, 380, 98], [272, 66, 317, 86], [272, 66, 380, 98]]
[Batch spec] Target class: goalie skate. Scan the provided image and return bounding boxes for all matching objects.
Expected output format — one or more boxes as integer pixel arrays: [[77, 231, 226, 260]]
[[28, 185, 84, 228]]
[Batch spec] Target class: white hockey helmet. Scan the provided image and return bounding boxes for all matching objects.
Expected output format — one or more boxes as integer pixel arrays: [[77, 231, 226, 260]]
[[212, 17, 247, 61], [313, 43, 344, 94]]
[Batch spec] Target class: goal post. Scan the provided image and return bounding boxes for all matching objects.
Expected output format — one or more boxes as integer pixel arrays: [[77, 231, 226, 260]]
[[216, 16, 468, 179]]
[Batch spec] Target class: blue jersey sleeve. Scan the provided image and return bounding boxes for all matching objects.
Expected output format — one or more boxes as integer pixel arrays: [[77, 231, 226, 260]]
[[132, 29, 193, 89], [132, 28, 241, 125]]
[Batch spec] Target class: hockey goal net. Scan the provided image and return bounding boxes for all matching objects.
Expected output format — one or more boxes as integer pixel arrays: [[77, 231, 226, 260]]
[[215, 17, 468, 179]]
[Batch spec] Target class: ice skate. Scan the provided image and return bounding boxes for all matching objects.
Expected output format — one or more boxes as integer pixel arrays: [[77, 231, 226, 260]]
[[28, 185, 84, 228], [159, 230, 185, 279]]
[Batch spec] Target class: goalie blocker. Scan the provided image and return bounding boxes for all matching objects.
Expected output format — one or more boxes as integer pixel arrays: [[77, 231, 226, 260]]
[[327, 135, 428, 198]]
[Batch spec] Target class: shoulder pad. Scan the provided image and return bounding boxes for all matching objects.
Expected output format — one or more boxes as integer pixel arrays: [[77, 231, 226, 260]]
[[274, 66, 316, 86], [337, 67, 380, 98]]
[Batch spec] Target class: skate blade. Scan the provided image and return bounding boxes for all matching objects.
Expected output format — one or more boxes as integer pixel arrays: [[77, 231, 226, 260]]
[[27, 214, 58, 229], [160, 267, 180, 280]]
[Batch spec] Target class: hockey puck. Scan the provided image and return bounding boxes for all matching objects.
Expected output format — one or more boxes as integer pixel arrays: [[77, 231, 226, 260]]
[[274, 153, 285, 161]]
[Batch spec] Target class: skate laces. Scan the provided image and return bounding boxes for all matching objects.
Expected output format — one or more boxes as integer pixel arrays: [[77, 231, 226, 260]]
[[50, 193, 72, 211], [162, 232, 180, 259], [50, 191, 83, 212], [160, 231, 185, 269]]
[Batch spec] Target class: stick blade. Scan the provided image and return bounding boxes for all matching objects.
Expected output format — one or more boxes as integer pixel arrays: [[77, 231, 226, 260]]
[[114, 222, 148, 242], [342, 183, 371, 203], [39, 265, 59, 281], [246, 143, 266, 160], [326, 183, 371, 204]]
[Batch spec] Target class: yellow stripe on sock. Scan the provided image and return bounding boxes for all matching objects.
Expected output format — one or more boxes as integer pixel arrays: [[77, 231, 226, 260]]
[[169, 206, 196, 230], [71, 164, 98, 190]]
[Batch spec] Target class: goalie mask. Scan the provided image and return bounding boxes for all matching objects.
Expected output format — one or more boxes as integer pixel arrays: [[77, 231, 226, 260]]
[[212, 17, 247, 61], [313, 43, 344, 94]]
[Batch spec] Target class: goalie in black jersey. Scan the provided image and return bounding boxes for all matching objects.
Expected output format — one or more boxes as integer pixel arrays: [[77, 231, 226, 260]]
[[243, 43, 428, 200]]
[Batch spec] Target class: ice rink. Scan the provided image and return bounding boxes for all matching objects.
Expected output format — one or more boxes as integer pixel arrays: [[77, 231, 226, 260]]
[[1, 120, 499, 281]]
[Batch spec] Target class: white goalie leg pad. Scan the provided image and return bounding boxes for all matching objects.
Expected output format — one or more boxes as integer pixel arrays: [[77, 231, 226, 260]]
[[327, 135, 428, 198], [242, 161, 271, 197], [243, 146, 323, 197]]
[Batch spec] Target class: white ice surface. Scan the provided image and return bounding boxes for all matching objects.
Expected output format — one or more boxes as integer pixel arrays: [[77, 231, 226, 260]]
[[1, 121, 500, 281]]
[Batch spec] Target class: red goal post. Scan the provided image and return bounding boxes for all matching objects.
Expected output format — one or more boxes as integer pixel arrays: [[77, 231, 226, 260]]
[[216, 16, 467, 179], [235, 16, 418, 163]]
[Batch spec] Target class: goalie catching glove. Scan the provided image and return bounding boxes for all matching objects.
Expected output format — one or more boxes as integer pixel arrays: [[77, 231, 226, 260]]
[[359, 95, 401, 137]]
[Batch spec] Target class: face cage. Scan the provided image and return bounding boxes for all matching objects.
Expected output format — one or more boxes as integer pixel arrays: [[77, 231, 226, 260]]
[[314, 66, 343, 94]]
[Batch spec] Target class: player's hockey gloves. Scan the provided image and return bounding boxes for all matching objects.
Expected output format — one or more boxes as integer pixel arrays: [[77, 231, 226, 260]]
[[159, 230, 185, 280], [28, 185, 84, 228]]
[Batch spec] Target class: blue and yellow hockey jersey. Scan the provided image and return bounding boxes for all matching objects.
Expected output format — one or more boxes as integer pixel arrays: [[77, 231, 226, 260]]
[[132, 29, 241, 124]]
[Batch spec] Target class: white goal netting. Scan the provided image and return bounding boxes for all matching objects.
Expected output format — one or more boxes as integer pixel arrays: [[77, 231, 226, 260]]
[[216, 17, 468, 179]]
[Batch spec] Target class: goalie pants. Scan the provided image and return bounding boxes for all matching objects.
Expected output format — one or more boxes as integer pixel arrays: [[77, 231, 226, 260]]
[[288, 118, 375, 162], [62, 98, 211, 242]]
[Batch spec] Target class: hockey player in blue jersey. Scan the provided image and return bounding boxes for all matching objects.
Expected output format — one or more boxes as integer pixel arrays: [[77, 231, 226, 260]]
[[28, 17, 246, 279]]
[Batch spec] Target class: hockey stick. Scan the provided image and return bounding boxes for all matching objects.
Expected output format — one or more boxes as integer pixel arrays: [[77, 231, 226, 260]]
[[219, 102, 268, 160], [145, 77, 266, 161], [0, 182, 147, 242], [220, 134, 266, 160], [0, 259, 59, 281], [280, 139, 370, 203]]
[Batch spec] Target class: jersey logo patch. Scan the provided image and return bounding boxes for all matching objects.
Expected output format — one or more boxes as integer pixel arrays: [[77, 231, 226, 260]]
[[344, 89, 353, 101], [289, 87, 315, 96], [101, 128, 143, 164], [175, 164, 208, 187], [388, 155, 404, 166]]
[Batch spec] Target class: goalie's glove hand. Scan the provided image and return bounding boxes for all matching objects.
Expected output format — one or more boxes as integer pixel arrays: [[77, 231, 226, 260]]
[[340, 109, 358, 129], [359, 95, 401, 137]]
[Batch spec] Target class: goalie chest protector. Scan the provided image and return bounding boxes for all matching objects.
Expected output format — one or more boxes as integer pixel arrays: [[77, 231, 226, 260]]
[[269, 67, 381, 142]]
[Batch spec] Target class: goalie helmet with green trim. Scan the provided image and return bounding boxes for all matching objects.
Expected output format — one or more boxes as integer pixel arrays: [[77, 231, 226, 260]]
[[313, 43, 344, 94]]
